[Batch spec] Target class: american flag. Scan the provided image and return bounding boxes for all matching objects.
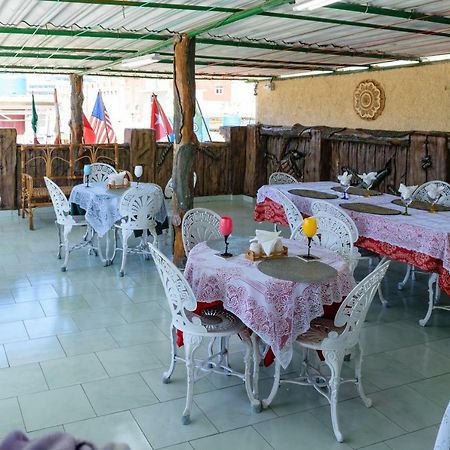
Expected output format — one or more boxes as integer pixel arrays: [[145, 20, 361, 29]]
[[89, 91, 117, 144]]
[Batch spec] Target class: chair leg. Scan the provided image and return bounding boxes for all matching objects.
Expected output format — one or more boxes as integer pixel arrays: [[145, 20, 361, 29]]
[[28, 205, 34, 230], [119, 229, 131, 277], [397, 264, 412, 291], [262, 359, 281, 409], [162, 325, 177, 384], [240, 330, 262, 412], [56, 223, 62, 259], [251, 333, 261, 399], [353, 343, 372, 408], [182, 333, 202, 425], [61, 225, 72, 272], [419, 273, 438, 326], [324, 350, 345, 443]]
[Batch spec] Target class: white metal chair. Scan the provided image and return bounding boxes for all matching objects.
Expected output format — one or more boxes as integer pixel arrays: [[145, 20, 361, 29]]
[[165, 172, 197, 199], [262, 260, 390, 443], [181, 208, 222, 256], [84, 163, 117, 183], [147, 243, 261, 424], [44, 177, 95, 272], [291, 216, 354, 272], [269, 172, 297, 185], [434, 401, 450, 450], [277, 192, 303, 237], [397, 180, 450, 325], [113, 185, 164, 276]]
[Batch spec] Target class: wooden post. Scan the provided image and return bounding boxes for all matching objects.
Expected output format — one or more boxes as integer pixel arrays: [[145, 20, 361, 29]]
[[0, 128, 17, 210], [69, 74, 84, 145], [172, 33, 197, 266], [124, 128, 157, 182]]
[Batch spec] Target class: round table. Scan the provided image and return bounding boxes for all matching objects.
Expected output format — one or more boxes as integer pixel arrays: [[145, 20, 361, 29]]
[[184, 238, 355, 368]]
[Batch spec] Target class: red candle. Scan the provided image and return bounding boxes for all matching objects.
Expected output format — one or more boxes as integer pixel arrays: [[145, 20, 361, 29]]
[[219, 216, 233, 236]]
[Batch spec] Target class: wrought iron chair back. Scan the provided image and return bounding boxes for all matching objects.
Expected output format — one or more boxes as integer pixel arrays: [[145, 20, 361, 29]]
[[277, 192, 303, 236], [165, 172, 197, 199], [148, 243, 207, 334], [311, 201, 359, 243], [86, 163, 117, 183], [291, 216, 354, 265], [182, 208, 222, 256], [118, 185, 164, 231], [44, 177, 75, 226], [268, 172, 297, 185], [413, 180, 450, 206], [434, 401, 450, 450], [325, 260, 390, 350]]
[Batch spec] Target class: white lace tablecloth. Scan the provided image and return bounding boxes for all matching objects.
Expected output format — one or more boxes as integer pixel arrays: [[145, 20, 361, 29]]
[[257, 181, 450, 273], [69, 182, 167, 237], [184, 239, 354, 368]]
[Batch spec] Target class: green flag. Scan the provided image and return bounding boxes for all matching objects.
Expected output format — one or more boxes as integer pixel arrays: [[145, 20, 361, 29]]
[[194, 99, 211, 142], [31, 93, 39, 143]]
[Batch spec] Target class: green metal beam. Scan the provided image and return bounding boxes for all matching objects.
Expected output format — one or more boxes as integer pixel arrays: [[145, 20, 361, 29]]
[[41, 0, 450, 39], [326, 3, 450, 26], [0, 45, 136, 54], [0, 51, 118, 61]]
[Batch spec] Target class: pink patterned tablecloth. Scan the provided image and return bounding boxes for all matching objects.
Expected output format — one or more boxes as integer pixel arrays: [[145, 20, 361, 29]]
[[257, 181, 450, 274], [184, 239, 354, 368]]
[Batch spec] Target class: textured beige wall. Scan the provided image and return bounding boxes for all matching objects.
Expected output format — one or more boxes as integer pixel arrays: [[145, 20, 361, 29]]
[[256, 62, 450, 132]]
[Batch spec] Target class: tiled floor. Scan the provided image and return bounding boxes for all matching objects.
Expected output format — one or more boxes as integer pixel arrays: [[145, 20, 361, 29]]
[[0, 198, 449, 449]]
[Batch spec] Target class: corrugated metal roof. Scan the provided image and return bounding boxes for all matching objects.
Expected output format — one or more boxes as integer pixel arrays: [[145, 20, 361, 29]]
[[0, 0, 449, 79]]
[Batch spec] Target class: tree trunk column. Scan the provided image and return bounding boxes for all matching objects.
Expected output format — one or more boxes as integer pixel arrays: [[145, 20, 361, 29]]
[[69, 74, 84, 145], [172, 34, 197, 267]]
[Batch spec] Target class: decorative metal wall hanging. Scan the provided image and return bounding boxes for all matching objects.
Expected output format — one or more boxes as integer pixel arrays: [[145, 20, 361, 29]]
[[353, 80, 385, 121]]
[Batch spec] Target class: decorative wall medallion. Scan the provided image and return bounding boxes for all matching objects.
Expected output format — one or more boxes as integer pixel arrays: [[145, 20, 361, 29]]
[[353, 80, 385, 120]]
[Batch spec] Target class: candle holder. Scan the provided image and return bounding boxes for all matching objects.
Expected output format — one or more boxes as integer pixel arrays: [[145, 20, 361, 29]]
[[401, 197, 412, 216], [134, 165, 143, 187], [86, 174, 90, 188], [342, 184, 350, 200], [220, 235, 232, 258]]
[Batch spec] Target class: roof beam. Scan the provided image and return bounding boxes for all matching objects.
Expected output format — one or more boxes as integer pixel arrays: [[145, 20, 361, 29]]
[[41, 0, 450, 39], [326, 3, 450, 26]]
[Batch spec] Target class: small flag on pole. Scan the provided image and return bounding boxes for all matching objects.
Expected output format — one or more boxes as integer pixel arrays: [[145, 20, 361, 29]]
[[194, 99, 211, 142], [89, 91, 117, 143], [31, 93, 39, 144], [83, 113, 96, 144], [53, 88, 61, 144], [150, 94, 173, 142]]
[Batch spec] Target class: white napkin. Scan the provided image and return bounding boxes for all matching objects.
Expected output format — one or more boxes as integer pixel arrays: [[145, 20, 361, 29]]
[[359, 172, 377, 187], [398, 183, 418, 200], [251, 230, 282, 256], [426, 184, 445, 200], [337, 171, 352, 186]]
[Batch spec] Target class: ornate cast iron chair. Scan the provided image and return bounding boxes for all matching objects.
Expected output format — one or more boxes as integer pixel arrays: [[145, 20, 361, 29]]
[[113, 185, 164, 277], [261, 261, 390, 443], [268, 171, 297, 185], [434, 402, 450, 450], [277, 192, 303, 237], [86, 163, 117, 183], [181, 208, 222, 257], [397, 180, 450, 326], [291, 216, 354, 271], [148, 243, 261, 425], [44, 177, 95, 272]]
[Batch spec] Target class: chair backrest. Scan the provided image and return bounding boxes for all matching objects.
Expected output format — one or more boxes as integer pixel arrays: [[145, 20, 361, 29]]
[[434, 402, 450, 450], [277, 192, 303, 236], [311, 201, 359, 243], [165, 172, 197, 199], [44, 177, 75, 226], [323, 260, 390, 350], [182, 208, 222, 256], [87, 163, 117, 183], [413, 180, 450, 206], [148, 243, 207, 334], [269, 172, 297, 185], [119, 185, 164, 231], [291, 216, 354, 264]]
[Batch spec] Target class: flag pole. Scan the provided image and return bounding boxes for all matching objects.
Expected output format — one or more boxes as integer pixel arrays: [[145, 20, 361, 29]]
[[196, 98, 211, 142]]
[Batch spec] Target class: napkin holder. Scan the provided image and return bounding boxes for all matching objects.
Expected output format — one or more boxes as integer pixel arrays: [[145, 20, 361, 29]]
[[245, 246, 288, 261], [107, 171, 131, 189]]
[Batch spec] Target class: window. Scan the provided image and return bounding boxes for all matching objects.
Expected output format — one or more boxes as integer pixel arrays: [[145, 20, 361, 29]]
[[215, 85, 224, 95]]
